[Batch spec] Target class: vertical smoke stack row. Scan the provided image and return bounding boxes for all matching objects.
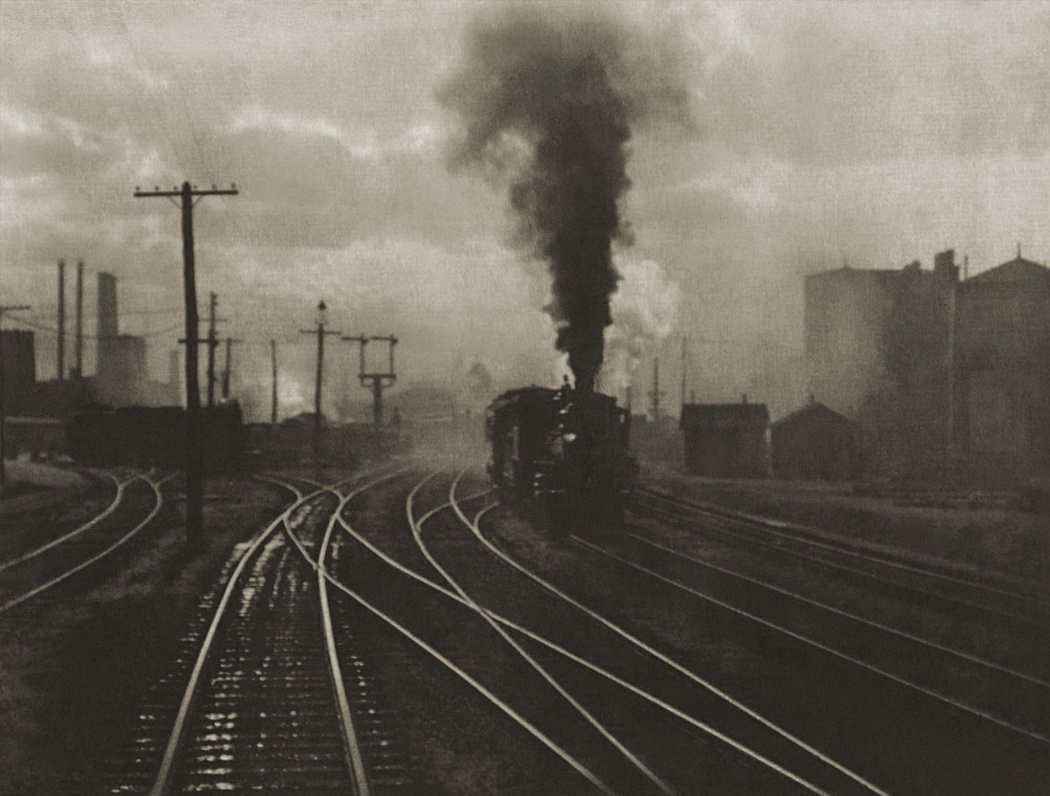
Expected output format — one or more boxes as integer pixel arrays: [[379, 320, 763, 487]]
[[75, 260, 84, 379], [57, 260, 66, 381]]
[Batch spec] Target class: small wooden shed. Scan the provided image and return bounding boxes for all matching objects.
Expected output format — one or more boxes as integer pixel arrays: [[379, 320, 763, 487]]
[[771, 401, 863, 481], [680, 399, 770, 478]]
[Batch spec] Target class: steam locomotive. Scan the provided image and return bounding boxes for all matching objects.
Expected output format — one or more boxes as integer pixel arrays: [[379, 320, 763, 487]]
[[485, 385, 637, 528]]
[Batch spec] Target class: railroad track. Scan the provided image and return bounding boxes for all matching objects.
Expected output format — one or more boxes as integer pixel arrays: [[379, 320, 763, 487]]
[[0, 470, 172, 616], [534, 487, 1050, 794], [633, 487, 1050, 621], [109, 467, 421, 796], [313, 466, 884, 794], [630, 487, 1050, 688], [310, 468, 619, 794]]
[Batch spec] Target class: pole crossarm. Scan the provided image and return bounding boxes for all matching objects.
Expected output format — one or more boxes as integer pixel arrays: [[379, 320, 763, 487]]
[[134, 185, 238, 198]]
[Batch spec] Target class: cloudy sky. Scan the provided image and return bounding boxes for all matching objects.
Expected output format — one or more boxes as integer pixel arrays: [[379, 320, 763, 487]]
[[2, 0, 1048, 419]]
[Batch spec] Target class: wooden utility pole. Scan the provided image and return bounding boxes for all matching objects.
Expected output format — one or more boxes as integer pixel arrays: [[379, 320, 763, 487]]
[[221, 336, 242, 401], [301, 300, 341, 439], [206, 292, 219, 407], [134, 181, 238, 547], [0, 304, 32, 491], [270, 340, 278, 426]]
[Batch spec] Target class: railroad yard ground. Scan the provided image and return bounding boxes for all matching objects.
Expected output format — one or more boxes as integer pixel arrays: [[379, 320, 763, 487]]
[[641, 463, 1050, 585], [1, 459, 1048, 794]]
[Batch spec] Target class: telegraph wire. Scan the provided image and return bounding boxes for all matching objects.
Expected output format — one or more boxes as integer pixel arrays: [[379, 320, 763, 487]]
[[4, 315, 184, 340]]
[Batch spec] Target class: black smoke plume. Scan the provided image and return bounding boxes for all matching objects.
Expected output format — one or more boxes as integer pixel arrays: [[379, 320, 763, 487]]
[[440, 8, 692, 394]]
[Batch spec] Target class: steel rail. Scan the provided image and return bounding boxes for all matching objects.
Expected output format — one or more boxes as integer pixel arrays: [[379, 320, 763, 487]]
[[457, 499, 892, 796], [0, 473, 174, 615], [147, 474, 339, 796], [411, 472, 675, 795], [576, 536, 1050, 747], [0, 471, 127, 573], [292, 471, 616, 795], [148, 466, 399, 796], [308, 466, 411, 796], [324, 475, 836, 795], [627, 531, 1050, 688], [635, 494, 1040, 625], [636, 488, 1047, 609]]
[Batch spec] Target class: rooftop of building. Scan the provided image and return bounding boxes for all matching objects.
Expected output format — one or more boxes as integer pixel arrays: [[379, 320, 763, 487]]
[[772, 400, 854, 429], [681, 400, 770, 429], [966, 254, 1050, 285]]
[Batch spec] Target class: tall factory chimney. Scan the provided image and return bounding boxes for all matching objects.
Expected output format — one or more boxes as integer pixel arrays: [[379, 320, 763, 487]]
[[74, 260, 84, 378], [57, 260, 66, 381], [97, 272, 118, 378]]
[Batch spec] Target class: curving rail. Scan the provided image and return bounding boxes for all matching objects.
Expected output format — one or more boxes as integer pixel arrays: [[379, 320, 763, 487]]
[[300, 471, 618, 795], [0, 471, 127, 574], [0, 472, 173, 615], [312, 468, 870, 795], [448, 474, 892, 796]]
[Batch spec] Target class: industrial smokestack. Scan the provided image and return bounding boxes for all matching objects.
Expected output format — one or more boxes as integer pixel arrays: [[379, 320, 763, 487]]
[[57, 260, 66, 381], [97, 272, 118, 378], [75, 260, 84, 379], [441, 8, 692, 394]]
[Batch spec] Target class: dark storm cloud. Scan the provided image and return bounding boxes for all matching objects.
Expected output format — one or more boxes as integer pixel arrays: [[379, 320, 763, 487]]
[[439, 6, 693, 393]]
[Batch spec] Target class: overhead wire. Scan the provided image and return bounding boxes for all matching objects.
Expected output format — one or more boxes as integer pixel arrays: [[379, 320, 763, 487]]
[[4, 315, 184, 340]]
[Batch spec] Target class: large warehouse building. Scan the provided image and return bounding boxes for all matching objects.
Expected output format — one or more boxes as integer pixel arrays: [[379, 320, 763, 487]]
[[804, 249, 1048, 479]]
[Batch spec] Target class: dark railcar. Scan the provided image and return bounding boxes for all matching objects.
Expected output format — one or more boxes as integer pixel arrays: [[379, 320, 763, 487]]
[[485, 386, 636, 527], [66, 404, 244, 468]]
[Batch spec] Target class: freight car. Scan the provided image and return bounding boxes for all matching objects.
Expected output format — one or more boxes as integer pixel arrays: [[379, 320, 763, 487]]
[[66, 404, 244, 468], [485, 385, 637, 528]]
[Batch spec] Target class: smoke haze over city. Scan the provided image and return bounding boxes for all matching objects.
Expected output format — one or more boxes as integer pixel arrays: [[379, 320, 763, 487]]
[[2, 0, 1048, 420]]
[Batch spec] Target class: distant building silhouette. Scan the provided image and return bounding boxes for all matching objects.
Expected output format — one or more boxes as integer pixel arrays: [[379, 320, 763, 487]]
[[1, 329, 36, 417], [805, 249, 1048, 479], [805, 250, 957, 476], [771, 399, 862, 481], [680, 398, 770, 478], [94, 272, 148, 405], [953, 254, 1050, 474]]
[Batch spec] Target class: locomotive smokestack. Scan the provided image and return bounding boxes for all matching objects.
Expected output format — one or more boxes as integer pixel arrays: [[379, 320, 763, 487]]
[[441, 8, 692, 395]]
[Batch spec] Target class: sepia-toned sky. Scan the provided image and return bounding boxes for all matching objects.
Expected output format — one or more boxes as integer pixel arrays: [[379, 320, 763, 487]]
[[2, 0, 1048, 419]]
